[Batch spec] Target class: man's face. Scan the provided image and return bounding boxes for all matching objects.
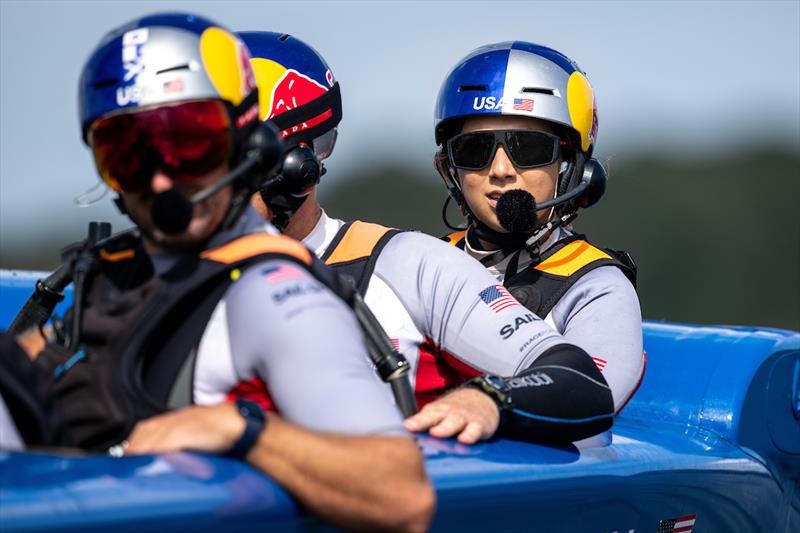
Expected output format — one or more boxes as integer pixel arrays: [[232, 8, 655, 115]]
[[455, 116, 561, 234], [121, 165, 233, 250], [89, 100, 236, 251]]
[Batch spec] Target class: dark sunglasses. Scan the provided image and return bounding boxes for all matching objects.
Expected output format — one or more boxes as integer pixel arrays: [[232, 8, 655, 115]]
[[89, 100, 233, 193], [447, 130, 563, 170]]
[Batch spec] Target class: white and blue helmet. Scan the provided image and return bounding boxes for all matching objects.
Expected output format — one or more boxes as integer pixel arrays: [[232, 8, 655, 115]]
[[434, 42, 603, 217], [434, 41, 598, 155]]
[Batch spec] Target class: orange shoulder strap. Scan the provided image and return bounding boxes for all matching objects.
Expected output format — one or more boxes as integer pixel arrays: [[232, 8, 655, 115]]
[[324, 221, 394, 265], [445, 230, 466, 247], [534, 239, 612, 277], [201, 233, 312, 265]]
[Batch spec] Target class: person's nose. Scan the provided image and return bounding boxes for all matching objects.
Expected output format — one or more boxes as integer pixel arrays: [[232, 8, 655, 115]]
[[488, 144, 516, 183], [150, 170, 174, 194]]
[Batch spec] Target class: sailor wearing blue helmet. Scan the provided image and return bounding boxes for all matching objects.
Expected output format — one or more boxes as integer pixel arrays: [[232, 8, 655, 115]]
[[14, 13, 434, 532], [435, 42, 645, 414]]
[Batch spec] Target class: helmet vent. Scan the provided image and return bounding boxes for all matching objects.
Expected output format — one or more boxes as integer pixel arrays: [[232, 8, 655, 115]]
[[278, 34, 291, 42], [521, 87, 554, 95], [92, 79, 118, 89], [458, 85, 487, 92], [156, 64, 192, 75]]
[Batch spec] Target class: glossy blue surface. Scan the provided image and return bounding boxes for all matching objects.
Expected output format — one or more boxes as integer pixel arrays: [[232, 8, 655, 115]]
[[1, 271, 798, 532]]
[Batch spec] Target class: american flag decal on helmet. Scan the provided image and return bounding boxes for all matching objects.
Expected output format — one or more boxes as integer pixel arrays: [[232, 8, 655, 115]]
[[479, 284, 519, 313], [513, 98, 534, 112]]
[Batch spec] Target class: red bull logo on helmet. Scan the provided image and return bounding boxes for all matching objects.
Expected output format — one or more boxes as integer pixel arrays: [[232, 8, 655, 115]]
[[251, 58, 334, 139]]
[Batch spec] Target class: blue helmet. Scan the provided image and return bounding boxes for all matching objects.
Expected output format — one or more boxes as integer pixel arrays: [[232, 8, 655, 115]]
[[79, 13, 259, 144], [434, 42, 604, 221], [434, 41, 598, 155], [237, 31, 341, 161]]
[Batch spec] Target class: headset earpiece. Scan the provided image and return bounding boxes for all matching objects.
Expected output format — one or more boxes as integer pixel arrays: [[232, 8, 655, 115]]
[[576, 158, 606, 209], [280, 143, 322, 194]]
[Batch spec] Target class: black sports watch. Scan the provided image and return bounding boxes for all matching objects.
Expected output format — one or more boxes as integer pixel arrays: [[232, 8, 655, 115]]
[[463, 374, 514, 412], [227, 398, 267, 459]]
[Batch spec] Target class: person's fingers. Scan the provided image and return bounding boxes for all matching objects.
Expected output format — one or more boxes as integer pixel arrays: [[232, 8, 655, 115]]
[[456, 420, 484, 445], [404, 405, 447, 432], [428, 412, 466, 438], [126, 421, 161, 454], [127, 414, 181, 454]]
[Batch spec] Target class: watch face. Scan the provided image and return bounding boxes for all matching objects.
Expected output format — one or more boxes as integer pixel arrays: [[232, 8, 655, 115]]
[[484, 375, 509, 392]]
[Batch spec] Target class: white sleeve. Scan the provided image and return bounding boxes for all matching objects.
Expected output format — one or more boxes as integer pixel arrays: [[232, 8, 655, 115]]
[[547, 266, 644, 411], [373, 232, 568, 376], [223, 258, 405, 436]]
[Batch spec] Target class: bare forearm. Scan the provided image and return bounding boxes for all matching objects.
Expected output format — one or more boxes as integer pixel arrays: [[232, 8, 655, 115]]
[[246, 416, 434, 533]]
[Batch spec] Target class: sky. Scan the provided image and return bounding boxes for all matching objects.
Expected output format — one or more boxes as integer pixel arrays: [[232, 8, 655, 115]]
[[1, 0, 799, 253]]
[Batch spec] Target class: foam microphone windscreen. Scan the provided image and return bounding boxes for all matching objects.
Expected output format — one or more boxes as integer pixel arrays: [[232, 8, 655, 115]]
[[496, 189, 538, 234], [150, 189, 193, 234]]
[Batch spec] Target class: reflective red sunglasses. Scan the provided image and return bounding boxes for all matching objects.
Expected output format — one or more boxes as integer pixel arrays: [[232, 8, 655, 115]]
[[89, 100, 233, 193], [447, 130, 563, 170]]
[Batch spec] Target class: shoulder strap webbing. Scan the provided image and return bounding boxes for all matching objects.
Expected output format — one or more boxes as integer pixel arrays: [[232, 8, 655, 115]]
[[505, 236, 636, 319], [322, 220, 402, 296], [442, 230, 467, 249], [201, 232, 312, 265], [533, 238, 613, 277]]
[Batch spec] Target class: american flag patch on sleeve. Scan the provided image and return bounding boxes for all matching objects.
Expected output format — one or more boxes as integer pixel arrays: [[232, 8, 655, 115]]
[[657, 513, 696, 533], [479, 284, 519, 313], [261, 265, 305, 284]]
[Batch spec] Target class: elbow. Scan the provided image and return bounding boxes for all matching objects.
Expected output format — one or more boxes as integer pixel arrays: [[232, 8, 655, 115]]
[[379, 441, 436, 533], [393, 478, 436, 533]]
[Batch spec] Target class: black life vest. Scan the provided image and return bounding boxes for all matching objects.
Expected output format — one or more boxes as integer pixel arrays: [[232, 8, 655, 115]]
[[38, 232, 320, 452], [445, 230, 637, 319], [320, 220, 403, 295]]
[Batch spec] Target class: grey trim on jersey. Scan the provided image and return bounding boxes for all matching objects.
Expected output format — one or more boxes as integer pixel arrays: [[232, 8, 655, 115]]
[[224, 259, 405, 436], [464, 226, 644, 411]]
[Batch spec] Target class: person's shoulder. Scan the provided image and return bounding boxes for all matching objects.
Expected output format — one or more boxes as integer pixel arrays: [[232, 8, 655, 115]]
[[224, 256, 320, 305], [574, 264, 635, 293], [382, 230, 484, 267]]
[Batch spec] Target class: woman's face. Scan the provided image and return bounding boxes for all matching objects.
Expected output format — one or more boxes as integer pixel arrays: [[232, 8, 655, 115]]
[[455, 115, 561, 234]]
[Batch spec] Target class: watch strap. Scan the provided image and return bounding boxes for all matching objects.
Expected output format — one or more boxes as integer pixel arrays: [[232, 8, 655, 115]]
[[227, 398, 267, 459], [463, 374, 514, 411]]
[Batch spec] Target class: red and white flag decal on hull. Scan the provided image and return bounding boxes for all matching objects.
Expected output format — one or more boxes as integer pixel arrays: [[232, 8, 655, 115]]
[[657, 513, 696, 533], [591, 356, 607, 372]]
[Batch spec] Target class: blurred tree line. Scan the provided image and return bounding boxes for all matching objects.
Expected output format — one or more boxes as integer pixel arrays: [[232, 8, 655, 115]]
[[2, 148, 798, 330], [319, 148, 800, 330]]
